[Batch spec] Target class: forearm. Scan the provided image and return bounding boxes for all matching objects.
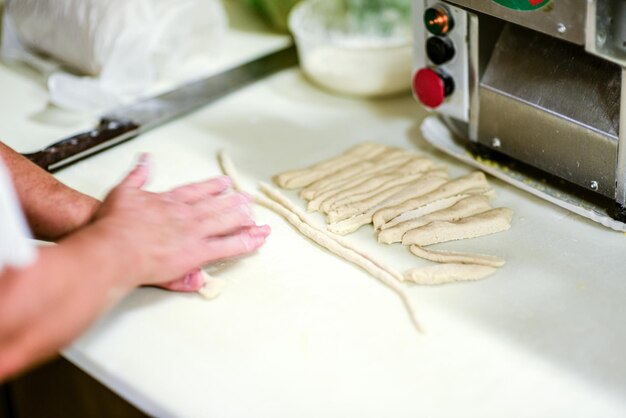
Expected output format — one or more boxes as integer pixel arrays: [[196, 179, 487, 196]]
[[0, 142, 100, 240], [0, 223, 136, 381], [0, 159, 268, 382]]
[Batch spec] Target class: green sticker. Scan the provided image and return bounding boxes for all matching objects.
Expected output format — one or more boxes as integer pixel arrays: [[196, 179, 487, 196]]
[[492, 0, 550, 10]]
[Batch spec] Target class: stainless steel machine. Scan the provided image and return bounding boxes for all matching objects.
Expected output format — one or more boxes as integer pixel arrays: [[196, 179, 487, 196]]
[[412, 0, 626, 230]]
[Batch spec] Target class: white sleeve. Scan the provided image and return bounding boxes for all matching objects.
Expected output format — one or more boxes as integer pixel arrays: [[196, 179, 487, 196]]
[[0, 156, 37, 272]]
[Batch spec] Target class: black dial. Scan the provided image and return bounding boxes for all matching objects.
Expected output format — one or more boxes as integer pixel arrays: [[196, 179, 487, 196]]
[[426, 36, 455, 65]]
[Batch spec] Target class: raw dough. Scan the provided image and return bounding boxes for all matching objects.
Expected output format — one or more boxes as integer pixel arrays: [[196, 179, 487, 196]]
[[197, 272, 225, 300], [299, 161, 374, 200], [257, 184, 423, 332], [409, 245, 505, 267], [404, 264, 497, 285], [326, 173, 444, 223], [308, 160, 429, 212], [300, 149, 424, 200], [320, 173, 401, 213], [267, 143, 513, 291], [377, 195, 492, 244], [380, 194, 473, 230], [274, 142, 387, 189], [372, 172, 491, 228], [402, 207, 514, 246], [325, 167, 437, 214], [259, 182, 404, 284], [219, 151, 423, 332], [326, 172, 449, 235], [308, 173, 380, 212]]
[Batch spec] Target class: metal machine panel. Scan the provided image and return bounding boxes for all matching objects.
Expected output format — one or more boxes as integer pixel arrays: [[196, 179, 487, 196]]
[[478, 24, 621, 198], [446, 0, 586, 44], [413, 0, 473, 122], [586, 0, 626, 67], [479, 89, 618, 197]]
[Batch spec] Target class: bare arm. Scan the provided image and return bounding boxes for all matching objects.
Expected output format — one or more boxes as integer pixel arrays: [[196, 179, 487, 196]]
[[0, 142, 100, 240], [0, 159, 271, 381], [0, 225, 138, 378]]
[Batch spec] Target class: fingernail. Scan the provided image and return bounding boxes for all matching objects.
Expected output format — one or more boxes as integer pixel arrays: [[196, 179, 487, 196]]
[[233, 193, 249, 205], [236, 204, 253, 216], [253, 224, 271, 236], [241, 219, 256, 227], [183, 272, 194, 287], [241, 233, 263, 251], [219, 176, 233, 186], [240, 234, 253, 251], [137, 153, 150, 167]]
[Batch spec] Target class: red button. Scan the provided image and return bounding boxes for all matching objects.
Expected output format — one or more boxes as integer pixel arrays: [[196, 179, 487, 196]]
[[413, 68, 448, 108]]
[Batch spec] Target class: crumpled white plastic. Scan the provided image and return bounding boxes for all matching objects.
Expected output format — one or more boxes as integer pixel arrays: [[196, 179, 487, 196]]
[[1, 0, 228, 112]]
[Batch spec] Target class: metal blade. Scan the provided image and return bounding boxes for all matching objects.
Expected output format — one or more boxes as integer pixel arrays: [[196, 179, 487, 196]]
[[103, 45, 298, 132], [22, 45, 298, 172]]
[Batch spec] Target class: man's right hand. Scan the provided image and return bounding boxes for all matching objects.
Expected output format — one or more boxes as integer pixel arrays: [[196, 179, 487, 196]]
[[91, 155, 270, 291], [0, 153, 270, 381]]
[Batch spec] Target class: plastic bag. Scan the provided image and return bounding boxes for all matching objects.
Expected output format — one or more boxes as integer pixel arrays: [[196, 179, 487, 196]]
[[1, 0, 228, 112]]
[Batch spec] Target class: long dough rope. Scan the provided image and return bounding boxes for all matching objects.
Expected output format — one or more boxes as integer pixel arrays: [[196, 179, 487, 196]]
[[218, 151, 424, 333], [258, 182, 404, 283]]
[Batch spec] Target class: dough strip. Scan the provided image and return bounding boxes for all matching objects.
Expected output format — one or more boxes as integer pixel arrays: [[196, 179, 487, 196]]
[[404, 264, 497, 285], [218, 151, 424, 333], [377, 195, 493, 244], [259, 182, 404, 284], [372, 172, 491, 228], [409, 245, 505, 267]]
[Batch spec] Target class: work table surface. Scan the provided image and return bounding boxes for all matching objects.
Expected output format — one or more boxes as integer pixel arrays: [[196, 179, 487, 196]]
[[3, 4, 626, 417]]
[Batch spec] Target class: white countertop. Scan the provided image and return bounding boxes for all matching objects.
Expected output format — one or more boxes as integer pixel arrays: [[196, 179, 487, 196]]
[[3, 2, 626, 417]]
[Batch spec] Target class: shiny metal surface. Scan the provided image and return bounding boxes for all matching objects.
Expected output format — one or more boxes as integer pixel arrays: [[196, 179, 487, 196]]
[[423, 116, 626, 231], [468, 10, 479, 141], [478, 24, 621, 198], [586, 0, 626, 67], [104, 46, 298, 133], [21, 46, 298, 172], [470, 12, 505, 141], [616, 68, 626, 206], [479, 89, 617, 198], [446, 0, 587, 44]]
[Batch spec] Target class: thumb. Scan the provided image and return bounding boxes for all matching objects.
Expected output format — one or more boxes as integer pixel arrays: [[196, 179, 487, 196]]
[[119, 153, 151, 189], [158, 269, 206, 292]]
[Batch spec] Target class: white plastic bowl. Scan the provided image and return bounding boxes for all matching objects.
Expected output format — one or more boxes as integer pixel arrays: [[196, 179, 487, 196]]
[[288, 0, 412, 97]]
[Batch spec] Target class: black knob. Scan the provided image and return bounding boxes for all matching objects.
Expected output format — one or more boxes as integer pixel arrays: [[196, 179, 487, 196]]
[[426, 36, 455, 65]]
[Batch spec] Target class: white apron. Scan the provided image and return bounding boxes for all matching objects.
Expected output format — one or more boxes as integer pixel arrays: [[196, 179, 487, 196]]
[[0, 156, 36, 272]]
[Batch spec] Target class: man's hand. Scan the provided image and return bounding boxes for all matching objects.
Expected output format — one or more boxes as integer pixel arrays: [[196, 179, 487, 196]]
[[0, 155, 271, 380], [91, 155, 270, 290]]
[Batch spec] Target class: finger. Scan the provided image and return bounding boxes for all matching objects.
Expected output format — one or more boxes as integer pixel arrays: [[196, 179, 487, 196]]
[[119, 153, 151, 189], [197, 205, 255, 237], [243, 224, 271, 238], [192, 192, 251, 218], [167, 176, 233, 204], [158, 269, 206, 292], [201, 226, 269, 264]]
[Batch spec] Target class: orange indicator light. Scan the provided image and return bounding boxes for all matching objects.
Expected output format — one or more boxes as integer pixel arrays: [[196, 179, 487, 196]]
[[424, 6, 454, 36]]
